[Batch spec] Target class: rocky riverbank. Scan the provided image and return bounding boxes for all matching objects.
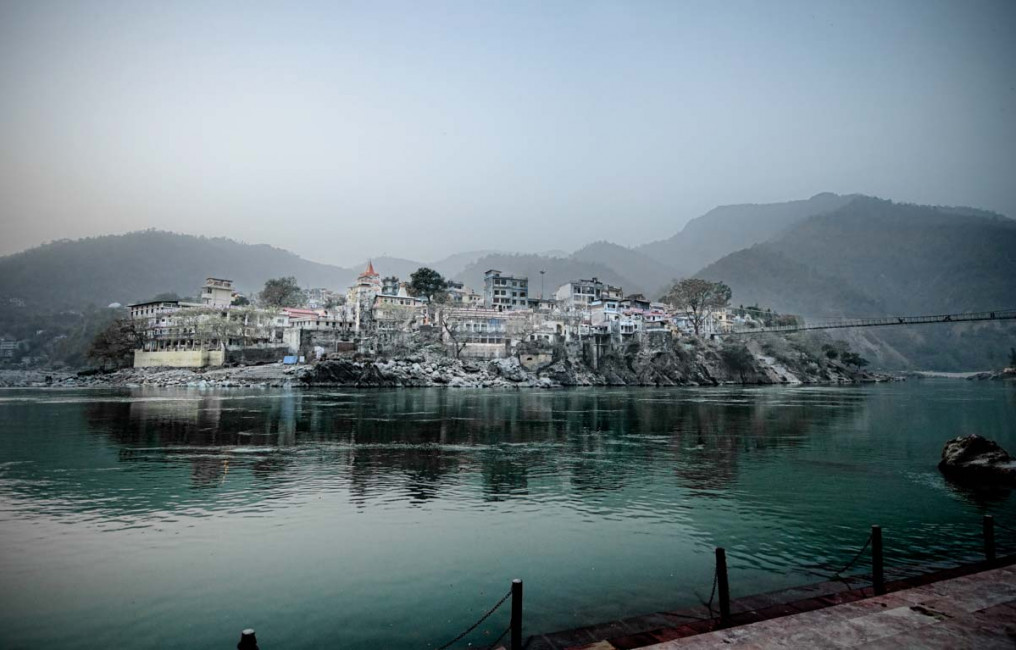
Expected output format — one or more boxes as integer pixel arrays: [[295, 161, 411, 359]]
[[301, 340, 887, 388], [967, 367, 1016, 381], [0, 336, 894, 389], [0, 364, 302, 389]]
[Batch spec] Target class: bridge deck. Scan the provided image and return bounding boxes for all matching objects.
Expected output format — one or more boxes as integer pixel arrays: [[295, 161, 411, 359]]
[[729, 309, 1016, 335]]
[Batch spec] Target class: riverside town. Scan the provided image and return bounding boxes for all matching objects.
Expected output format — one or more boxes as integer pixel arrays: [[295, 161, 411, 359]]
[[3, 2, 1016, 650], [52, 264, 874, 390]]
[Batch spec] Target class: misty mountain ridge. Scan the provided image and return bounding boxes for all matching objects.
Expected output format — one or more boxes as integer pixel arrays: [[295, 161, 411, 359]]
[[703, 196, 1016, 317], [636, 192, 863, 276], [696, 196, 1016, 370], [2, 193, 1013, 371]]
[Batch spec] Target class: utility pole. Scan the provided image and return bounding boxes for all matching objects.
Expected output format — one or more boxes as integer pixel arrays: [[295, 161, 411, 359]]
[[540, 270, 545, 301]]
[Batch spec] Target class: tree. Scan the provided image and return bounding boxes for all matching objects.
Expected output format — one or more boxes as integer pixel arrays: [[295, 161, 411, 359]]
[[87, 318, 141, 369], [259, 276, 304, 308], [324, 295, 344, 310], [408, 267, 448, 303], [720, 342, 755, 383], [231, 294, 251, 307], [841, 350, 869, 370], [663, 278, 732, 336]]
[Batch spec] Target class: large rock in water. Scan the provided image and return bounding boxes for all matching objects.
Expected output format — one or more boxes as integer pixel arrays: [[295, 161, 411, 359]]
[[938, 435, 1016, 485]]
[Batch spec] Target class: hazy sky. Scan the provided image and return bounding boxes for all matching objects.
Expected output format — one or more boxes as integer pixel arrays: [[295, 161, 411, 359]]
[[1, 0, 1014, 265]]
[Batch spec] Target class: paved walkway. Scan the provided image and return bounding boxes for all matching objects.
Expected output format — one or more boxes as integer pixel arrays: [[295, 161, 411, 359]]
[[637, 563, 1016, 649]]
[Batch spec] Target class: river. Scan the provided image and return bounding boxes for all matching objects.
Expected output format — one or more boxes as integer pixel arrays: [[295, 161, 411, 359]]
[[1, 381, 1014, 649]]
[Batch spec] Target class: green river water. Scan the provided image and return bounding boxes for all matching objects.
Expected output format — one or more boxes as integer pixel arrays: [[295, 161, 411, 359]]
[[1, 380, 1014, 649]]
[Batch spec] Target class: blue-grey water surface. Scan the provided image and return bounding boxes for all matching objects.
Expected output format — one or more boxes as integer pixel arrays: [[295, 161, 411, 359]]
[[1, 381, 1015, 649]]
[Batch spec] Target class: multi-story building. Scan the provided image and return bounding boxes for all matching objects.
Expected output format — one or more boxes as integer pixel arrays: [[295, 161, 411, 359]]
[[620, 293, 652, 312], [603, 284, 624, 301], [588, 299, 622, 326], [483, 270, 529, 311], [373, 287, 428, 336], [129, 299, 187, 323], [440, 307, 509, 357], [555, 278, 623, 311], [129, 276, 288, 367], [346, 261, 383, 332], [381, 276, 401, 296], [200, 277, 234, 308], [446, 281, 483, 307]]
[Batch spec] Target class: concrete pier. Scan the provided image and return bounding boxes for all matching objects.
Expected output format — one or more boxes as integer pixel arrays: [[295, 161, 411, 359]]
[[640, 563, 1016, 648], [529, 558, 1016, 650]]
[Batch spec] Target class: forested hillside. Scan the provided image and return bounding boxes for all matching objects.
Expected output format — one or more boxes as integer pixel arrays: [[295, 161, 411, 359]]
[[696, 197, 1016, 370], [0, 231, 356, 310], [637, 192, 858, 276]]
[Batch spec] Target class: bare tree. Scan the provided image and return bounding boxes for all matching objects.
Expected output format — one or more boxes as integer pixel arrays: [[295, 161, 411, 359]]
[[88, 318, 141, 369], [441, 320, 469, 359], [663, 278, 732, 336], [505, 313, 540, 359], [375, 301, 420, 353]]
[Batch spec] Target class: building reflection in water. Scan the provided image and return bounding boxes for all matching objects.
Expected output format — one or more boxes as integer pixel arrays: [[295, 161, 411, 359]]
[[81, 388, 864, 506]]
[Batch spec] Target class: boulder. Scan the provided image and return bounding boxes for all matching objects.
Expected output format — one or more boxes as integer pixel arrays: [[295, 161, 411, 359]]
[[490, 357, 528, 383], [938, 434, 1016, 485]]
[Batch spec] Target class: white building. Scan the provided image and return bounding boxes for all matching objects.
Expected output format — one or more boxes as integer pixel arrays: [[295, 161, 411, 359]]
[[555, 278, 623, 311], [201, 277, 234, 308]]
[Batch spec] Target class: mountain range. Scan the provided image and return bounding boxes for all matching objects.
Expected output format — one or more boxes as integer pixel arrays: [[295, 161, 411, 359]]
[[1, 193, 1013, 370]]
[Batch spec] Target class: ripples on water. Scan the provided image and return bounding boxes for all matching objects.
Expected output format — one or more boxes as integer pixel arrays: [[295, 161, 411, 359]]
[[0, 383, 1014, 649]]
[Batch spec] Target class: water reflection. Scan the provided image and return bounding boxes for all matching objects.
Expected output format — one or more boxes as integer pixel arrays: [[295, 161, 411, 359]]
[[2, 383, 1015, 650], [11, 388, 863, 513]]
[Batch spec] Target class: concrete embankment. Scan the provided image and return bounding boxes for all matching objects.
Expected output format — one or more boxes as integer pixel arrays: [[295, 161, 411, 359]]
[[529, 557, 1016, 650]]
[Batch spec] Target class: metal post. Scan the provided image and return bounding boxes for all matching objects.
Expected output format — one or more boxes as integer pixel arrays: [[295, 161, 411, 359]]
[[511, 578, 523, 650], [984, 515, 996, 563], [871, 525, 885, 596], [237, 629, 259, 650], [716, 547, 731, 626]]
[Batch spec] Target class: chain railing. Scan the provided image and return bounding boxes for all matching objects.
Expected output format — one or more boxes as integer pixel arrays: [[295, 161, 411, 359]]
[[701, 516, 1012, 632], [236, 516, 1016, 647], [432, 578, 522, 650]]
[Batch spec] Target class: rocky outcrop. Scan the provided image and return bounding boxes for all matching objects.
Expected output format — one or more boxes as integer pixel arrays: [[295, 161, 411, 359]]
[[938, 435, 1016, 486], [968, 368, 1016, 381], [300, 338, 884, 388], [2, 336, 890, 389]]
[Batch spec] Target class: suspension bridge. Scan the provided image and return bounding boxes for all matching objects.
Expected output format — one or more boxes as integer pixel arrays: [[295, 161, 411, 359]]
[[728, 308, 1016, 336]]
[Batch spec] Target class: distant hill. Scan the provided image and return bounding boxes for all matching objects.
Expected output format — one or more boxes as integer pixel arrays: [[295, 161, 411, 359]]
[[453, 253, 644, 300], [698, 246, 885, 318], [430, 250, 501, 279], [696, 197, 1016, 370], [768, 197, 1016, 314], [3, 194, 1013, 371], [700, 197, 1016, 318], [638, 192, 858, 276], [0, 231, 358, 310], [570, 241, 678, 298]]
